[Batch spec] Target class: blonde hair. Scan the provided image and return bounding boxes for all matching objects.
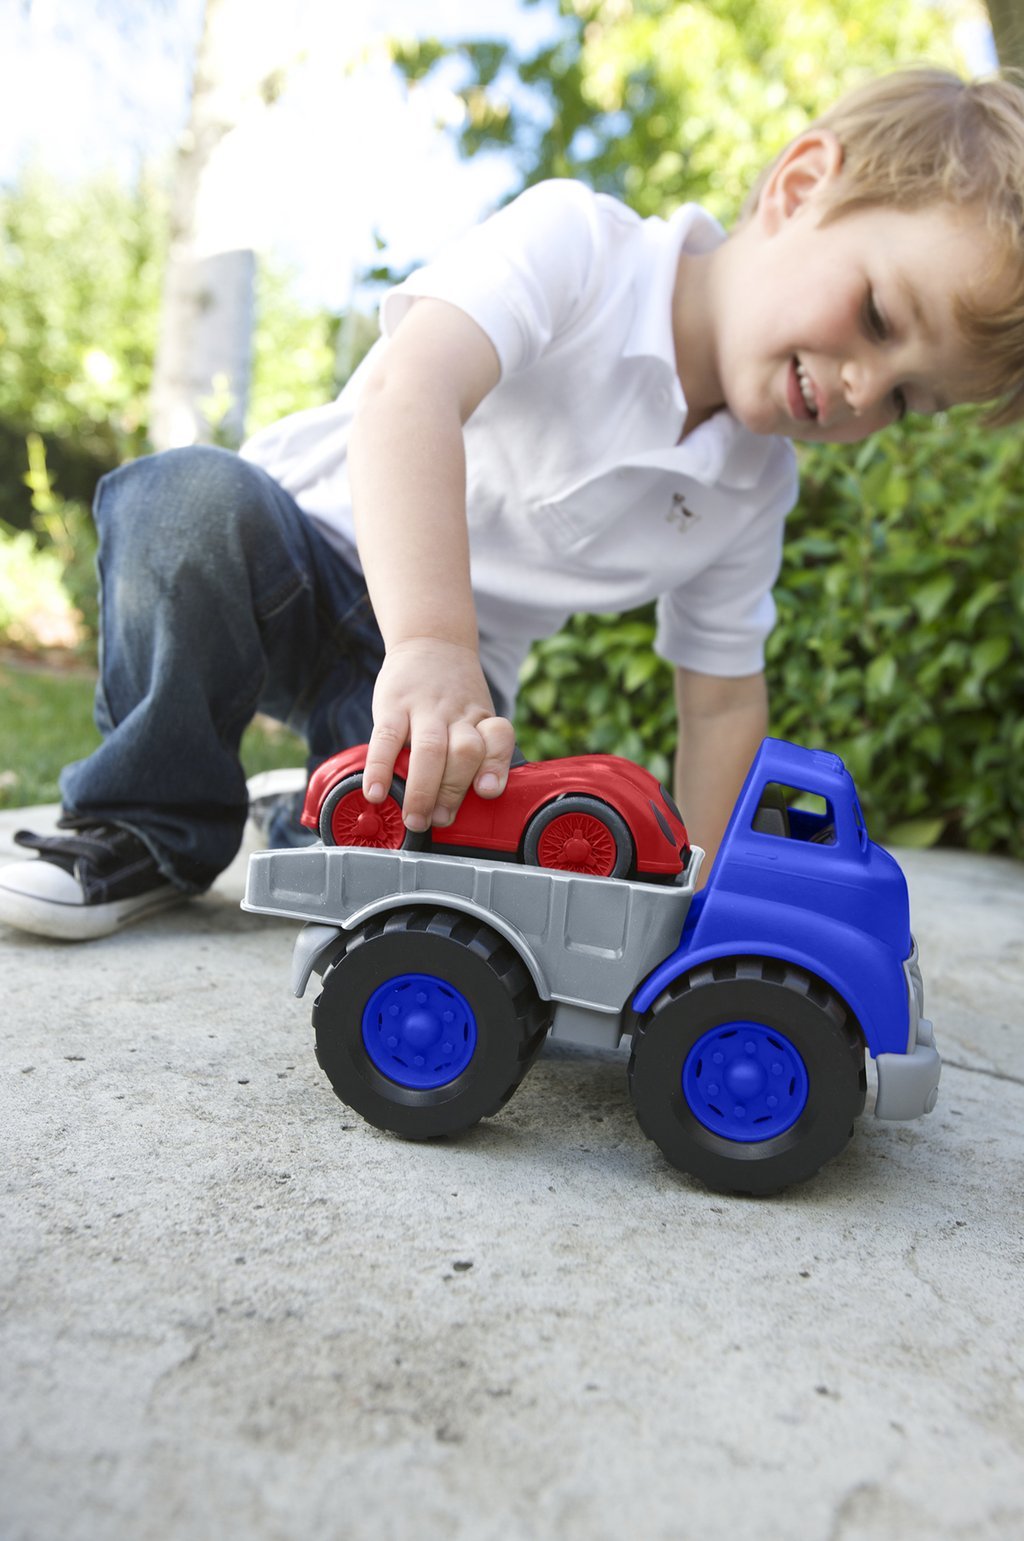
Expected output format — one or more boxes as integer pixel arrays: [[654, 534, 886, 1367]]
[[745, 69, 1024, 425]]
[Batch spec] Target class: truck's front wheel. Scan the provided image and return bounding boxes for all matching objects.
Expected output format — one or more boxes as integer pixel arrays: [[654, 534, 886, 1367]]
[[628, 958, 866, 1194], [313, 907, 550, 1139]]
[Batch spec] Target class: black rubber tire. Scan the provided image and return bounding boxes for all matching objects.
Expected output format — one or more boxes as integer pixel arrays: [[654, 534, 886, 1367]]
[[522, 795, 634, 879], [313, 906, 551, 1139], [628, 957, 866, 1195]]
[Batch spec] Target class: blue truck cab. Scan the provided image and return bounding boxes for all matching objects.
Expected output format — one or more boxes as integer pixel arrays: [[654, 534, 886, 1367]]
[[638, 739, 917, 1060], [627, 739, 939, 1190]]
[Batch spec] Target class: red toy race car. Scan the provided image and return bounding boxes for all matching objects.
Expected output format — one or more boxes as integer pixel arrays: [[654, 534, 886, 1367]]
[[301, 746, 690, 882]]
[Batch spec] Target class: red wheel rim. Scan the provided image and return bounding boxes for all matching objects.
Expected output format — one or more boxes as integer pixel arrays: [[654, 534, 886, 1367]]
[[535, 811, 617, 876], [329, 789, 405, 848]]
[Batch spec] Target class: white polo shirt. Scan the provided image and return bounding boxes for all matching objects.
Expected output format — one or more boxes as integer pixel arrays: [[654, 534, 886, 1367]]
[[241, 179, 798, 709]]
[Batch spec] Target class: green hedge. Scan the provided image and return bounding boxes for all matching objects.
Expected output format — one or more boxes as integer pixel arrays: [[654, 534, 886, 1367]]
[[517, 411, 1024, 858]]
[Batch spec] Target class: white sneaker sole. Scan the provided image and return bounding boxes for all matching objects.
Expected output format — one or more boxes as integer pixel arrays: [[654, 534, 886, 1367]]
[[246, 767, 308, 801], [0, 882, 186, 941]]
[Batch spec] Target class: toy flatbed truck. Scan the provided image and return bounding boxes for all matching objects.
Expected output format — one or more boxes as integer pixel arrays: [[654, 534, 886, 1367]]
[[242, 738, 940, 1194]]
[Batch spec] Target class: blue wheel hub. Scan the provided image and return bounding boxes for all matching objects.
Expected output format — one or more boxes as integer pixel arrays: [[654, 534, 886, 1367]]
[[361, 972, 478, 1089], [682, 1020, 809, 1142]]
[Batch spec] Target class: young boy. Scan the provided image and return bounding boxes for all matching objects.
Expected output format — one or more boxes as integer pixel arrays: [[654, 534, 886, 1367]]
[[2, 67, 1021, 940]]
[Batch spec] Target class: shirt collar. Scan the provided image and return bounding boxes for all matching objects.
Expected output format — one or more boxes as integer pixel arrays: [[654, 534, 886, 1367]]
[[620, 201, 790, 492], [622, 202, 725, 371]]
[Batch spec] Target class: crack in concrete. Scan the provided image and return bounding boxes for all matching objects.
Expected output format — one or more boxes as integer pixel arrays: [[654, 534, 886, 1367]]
[[943, 1058, 1024, 1089]]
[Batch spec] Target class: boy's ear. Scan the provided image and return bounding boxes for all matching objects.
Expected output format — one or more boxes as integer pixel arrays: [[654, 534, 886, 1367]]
[[758, 129, 844, 233]]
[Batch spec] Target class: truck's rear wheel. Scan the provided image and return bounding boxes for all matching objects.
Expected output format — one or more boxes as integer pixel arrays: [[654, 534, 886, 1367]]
[[313, 907, 550, 1138], [628, 958, 866, 1194]]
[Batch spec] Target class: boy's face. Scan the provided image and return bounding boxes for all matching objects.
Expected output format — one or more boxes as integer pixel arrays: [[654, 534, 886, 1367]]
[[709, 136, 1003, 443]]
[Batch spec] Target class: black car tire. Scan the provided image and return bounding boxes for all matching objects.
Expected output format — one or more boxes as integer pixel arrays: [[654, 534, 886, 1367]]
[[522, 795, 634, 879]]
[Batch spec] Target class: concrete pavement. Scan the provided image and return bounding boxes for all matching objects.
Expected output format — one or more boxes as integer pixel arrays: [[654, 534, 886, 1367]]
[[1, 805, 1022, 1541]]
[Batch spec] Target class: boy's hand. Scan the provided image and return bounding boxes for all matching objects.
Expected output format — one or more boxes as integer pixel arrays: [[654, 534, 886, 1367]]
[[363, 638, 516, 832]]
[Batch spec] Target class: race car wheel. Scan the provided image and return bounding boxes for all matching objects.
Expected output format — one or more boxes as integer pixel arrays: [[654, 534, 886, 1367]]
[[628, 957, 866, 1195], [313, 907, 551, 1139], [523, 796, 634, 879], [318, 773, 407, 848]]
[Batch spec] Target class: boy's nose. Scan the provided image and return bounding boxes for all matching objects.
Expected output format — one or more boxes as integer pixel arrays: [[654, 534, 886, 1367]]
[[841, 358, 894, 418]]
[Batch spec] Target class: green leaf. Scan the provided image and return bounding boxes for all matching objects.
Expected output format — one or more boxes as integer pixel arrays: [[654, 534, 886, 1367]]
[[524, 679, 557, 717], [960, 580, 1006, 629], [623, 652, 660, 692], [912, 575, 956, 625], [865, 654, 897, 697], [970, 636, 1012, 682]]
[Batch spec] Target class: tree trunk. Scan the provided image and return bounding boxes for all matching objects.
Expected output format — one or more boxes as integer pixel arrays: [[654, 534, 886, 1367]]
[[149, 0, 274, 451], [985, 0, 1024, 71]]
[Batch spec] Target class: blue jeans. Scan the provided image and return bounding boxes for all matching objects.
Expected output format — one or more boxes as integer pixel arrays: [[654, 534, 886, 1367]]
[[60, 446, 498, 894]]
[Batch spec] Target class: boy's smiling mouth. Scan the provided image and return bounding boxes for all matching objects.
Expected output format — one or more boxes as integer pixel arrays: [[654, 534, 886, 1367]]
[[788, 356, 820, 421]]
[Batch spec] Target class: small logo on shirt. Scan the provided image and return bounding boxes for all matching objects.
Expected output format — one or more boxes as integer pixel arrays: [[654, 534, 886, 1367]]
[[666, 491, 699, 531]]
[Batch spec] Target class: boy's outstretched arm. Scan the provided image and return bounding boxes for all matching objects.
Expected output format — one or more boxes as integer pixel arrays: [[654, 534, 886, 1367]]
[[673, 667, 768, 878], [347, 298, 514, 833]]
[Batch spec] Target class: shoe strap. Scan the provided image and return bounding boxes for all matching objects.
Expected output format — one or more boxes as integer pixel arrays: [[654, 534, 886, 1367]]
[[14, 827, 125, 864]]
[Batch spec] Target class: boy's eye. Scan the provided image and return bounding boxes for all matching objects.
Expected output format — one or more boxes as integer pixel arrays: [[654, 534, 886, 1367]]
[[865, 291, 889, 340]]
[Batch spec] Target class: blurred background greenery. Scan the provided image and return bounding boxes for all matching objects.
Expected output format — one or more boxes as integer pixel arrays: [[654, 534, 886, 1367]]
[[1, 0, 1021, 856]]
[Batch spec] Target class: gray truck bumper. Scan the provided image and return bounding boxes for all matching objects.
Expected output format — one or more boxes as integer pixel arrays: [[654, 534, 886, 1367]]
[[873, 1030, 941, 1120], [873, 939, 940, 1120]]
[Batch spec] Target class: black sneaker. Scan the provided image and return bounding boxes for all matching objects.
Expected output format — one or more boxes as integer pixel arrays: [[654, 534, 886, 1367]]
[[0, 822, 184, 941]]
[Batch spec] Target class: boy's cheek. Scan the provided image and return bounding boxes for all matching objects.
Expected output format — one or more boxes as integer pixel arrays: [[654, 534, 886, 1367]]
[[728, 387, 784, 438]]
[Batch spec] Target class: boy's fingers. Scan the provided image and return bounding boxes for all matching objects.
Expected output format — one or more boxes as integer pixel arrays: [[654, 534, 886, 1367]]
[[472, 716, 516, 797], [401, 722, 451, 832], [429, 721, 491, 826], [362, 718, 409, 804], [372, 712, 514, 831]]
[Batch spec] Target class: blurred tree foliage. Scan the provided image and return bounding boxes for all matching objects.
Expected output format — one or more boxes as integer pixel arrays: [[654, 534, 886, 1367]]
[[0, 165, 164, 527], [397, 0, 1023, 856], [395, 0, 970, 217], [0, 164, 369, 532], [0, 161, 374, 654], [247, 278, 378, 434]]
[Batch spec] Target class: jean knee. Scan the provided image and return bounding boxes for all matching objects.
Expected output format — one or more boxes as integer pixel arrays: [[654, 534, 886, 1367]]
[[96, 448, 317, 656], [95, 446, 255, 557], [94, 451, 266, 642]]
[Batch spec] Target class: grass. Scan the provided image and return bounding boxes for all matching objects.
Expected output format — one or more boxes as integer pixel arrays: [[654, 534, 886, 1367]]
[[0, 659, 308, 810]]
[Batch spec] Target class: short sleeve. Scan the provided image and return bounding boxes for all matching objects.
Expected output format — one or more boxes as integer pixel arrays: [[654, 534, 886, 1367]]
[[379, 180, 603, 379], [654, 466, 797, 677]]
